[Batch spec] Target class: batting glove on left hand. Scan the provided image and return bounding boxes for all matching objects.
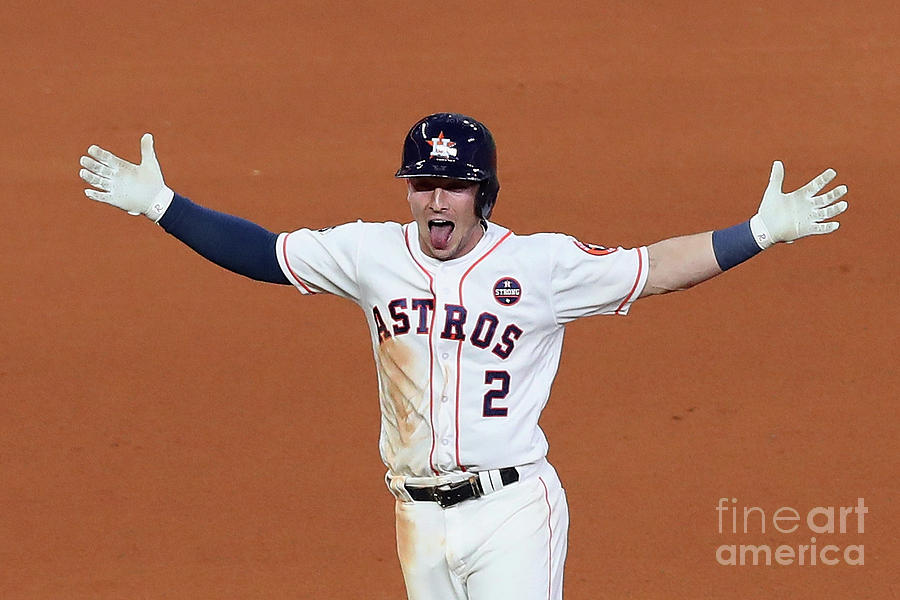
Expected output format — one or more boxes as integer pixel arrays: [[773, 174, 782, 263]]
[[79, 133, 173, 222], [749, 160, 849, 249]]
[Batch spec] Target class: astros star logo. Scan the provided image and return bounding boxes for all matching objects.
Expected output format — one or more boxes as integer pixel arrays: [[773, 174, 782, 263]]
[[427, 131, 457, 158]]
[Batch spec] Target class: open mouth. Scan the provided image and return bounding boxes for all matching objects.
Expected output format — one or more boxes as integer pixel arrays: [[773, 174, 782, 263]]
[[428, 219, 455, 250]]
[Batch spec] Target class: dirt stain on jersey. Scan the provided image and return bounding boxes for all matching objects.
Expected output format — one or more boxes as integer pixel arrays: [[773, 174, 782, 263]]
[[376, 337, 430, 466]]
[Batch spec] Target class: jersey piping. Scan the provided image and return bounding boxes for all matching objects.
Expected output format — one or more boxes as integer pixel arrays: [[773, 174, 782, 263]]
[[279, 233, 316, 294], [403, 225, 440, 475], [454, 230, 513, 470], [540, 476, 554, 600], [614, 246, 646, 314]]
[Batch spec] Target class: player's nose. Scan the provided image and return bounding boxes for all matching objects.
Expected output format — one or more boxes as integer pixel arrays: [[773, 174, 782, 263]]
[[429, 187, 449, 210]]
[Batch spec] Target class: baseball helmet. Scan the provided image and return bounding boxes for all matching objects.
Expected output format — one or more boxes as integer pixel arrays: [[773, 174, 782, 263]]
[[395, 113, 500, 220]]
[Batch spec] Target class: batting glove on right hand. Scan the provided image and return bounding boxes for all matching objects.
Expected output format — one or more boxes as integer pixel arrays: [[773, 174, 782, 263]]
[[749, 160, 849, 249], [79, 133, 173, 222]]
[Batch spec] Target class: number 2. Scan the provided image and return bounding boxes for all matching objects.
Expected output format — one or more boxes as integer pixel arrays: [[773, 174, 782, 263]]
[[483, 371, 510, 417]]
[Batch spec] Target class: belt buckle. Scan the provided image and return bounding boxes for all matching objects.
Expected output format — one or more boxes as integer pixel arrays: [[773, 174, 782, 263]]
[[434, 476, 480, 508], [431, 485, 448, 507], [434, 486, 450, 508]]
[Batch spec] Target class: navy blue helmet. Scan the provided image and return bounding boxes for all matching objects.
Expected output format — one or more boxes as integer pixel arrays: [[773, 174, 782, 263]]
[[395, 113, 500, 220]]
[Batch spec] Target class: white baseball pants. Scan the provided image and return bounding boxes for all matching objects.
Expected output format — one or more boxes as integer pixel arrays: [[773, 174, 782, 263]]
[[392, 460, 569, 600]]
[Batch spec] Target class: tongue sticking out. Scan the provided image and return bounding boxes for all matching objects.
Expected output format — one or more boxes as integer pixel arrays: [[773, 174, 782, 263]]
[[429, 222, 454, 250]]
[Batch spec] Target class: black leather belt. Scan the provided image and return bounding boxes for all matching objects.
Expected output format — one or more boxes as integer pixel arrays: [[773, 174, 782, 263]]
[[405, 467, 519, 508]]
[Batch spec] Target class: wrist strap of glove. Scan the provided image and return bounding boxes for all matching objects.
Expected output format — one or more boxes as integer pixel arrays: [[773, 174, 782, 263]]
[[748, 213, 775, 249], [147, 187, 175, 222]]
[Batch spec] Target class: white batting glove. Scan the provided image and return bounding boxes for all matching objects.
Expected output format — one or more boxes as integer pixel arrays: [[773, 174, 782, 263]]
[[749, 160, 849, 249], [79, 133, 174, 222]]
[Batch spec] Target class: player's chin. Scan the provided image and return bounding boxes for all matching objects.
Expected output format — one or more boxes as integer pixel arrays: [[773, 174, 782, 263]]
[[426, 243, 455, 260]]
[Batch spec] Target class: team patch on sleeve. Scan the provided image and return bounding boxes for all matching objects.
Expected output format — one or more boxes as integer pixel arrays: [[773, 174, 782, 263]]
[[493, 277, 522, 306], [573, 239, 618, 256]]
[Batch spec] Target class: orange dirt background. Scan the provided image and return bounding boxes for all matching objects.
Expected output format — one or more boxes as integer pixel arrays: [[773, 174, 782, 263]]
[[1, 2, 897, 598]]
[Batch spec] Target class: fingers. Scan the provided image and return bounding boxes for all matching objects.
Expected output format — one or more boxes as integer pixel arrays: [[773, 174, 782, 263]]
[[805, 197, 847, 236], [87, 144, 131, 170], [812, 184, 848, 208], [814, 200, 849, 221], [767, 160, 784, 192], [80, 155, 116, 178], [140, 133, 157, 165], [800, 167, 837, 196], [80, 168, 112, 191], [809, 221, 840, 235], [84, 188, 110, 203]]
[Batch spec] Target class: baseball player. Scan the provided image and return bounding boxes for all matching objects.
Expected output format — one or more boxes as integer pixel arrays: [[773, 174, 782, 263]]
[[78, 113, 848, 599]]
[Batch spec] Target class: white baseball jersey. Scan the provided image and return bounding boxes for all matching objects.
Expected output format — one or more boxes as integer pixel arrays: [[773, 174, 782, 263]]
[[276, 220, 648, 479]]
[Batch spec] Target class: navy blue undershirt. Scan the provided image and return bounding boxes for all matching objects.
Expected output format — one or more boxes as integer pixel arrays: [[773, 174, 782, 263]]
[[712, 220, 763, 271], [158, 193, 290, 284]]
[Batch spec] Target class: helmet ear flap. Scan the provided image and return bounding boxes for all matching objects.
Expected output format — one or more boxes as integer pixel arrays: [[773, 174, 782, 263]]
[[476, 176, 500, 220]]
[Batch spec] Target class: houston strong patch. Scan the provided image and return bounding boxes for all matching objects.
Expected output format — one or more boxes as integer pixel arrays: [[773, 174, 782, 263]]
[[493, 277, 521, 306]]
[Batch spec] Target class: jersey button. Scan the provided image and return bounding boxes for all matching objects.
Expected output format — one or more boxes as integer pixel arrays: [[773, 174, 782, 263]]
[[441, 352, 450, 359], [441, 395, 449, 403], [441, 439, 450, 446]]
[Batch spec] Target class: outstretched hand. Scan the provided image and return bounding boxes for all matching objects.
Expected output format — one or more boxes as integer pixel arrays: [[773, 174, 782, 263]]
[[750, 161, 849, 248], [79, 133, 174, 221]]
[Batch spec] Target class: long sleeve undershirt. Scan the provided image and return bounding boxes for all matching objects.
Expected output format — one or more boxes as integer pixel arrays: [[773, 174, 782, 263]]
[[157, 193, 290, 285]]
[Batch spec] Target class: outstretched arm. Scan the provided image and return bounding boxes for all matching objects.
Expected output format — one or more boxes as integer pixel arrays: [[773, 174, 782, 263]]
[[79, 134, 290, 284], [639, 161, 848, 297]]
